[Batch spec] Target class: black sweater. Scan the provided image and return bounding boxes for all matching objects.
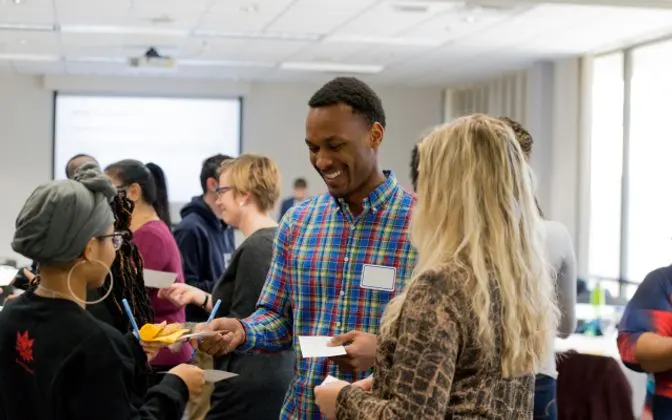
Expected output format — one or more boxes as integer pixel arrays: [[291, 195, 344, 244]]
[[0, 292, 188, 420]]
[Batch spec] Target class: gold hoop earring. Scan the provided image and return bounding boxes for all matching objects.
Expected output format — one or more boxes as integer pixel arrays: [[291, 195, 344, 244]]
[[66, 259, 114, 305]]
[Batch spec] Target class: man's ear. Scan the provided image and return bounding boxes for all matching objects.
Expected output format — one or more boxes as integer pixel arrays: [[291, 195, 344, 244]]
[[369, 122, 384, 150], [206, 177, 218, 193]]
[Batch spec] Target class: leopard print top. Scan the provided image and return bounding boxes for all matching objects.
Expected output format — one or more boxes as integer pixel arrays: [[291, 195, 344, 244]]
[[335, 268, 534, 419]]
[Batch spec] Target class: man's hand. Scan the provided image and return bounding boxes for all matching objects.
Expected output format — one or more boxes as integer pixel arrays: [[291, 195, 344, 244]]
[[192, 317, 246, 356], [328, 330, 377, 373]]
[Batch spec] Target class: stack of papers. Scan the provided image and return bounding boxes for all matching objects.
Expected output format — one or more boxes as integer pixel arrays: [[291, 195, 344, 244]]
[[298, 336, 347, 358]]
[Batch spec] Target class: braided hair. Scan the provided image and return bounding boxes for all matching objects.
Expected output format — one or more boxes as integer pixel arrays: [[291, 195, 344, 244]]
[[102, 192, 154, 331]]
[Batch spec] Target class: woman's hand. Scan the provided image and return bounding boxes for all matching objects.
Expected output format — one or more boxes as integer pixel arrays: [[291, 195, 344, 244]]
[[157, 283, 206, 308], [139, 321, 171, 361], [140, 340, 166, 362], [352, 375, 373, 392], [314, 380, 350, 420]]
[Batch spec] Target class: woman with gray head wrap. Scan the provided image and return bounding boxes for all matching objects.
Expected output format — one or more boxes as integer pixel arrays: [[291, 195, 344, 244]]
[[0, 164, 204, 420]]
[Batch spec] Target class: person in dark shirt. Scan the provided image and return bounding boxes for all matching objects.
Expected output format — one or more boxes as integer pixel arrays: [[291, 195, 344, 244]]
[[0, 163, 205, 420], [278, 177, 308, 221], [160, 154, 294, 420], [173, 154, 236, 323]]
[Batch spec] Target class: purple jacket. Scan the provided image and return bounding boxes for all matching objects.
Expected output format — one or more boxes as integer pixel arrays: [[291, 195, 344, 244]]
[[134, 220, 192, 367]]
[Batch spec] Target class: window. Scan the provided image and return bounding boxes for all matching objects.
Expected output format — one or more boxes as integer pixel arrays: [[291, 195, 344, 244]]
[[54, 94, 241, 203], [626, 39, 672, 282], [588, 53, 625, 281]]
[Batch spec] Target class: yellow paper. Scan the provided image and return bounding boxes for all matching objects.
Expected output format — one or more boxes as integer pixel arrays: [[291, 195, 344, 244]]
[[139, 323, 189, 344]]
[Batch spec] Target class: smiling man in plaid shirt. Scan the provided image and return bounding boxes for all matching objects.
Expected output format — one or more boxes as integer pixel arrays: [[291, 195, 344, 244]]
[[198, 77, 416, 419]]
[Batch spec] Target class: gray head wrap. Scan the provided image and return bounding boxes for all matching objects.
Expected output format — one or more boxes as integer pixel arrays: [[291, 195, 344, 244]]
[[11, 163, 117, 265]]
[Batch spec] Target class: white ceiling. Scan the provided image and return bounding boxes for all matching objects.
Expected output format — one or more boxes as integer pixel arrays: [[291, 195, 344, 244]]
[[0, 0, 672, 86]]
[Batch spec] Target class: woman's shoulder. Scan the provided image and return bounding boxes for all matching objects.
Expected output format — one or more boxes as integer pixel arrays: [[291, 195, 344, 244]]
[[405, 265, 470, 316]]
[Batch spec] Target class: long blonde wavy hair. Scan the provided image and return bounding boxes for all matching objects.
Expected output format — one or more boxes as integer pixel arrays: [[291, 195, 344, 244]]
[[382, 114, 559, 377]]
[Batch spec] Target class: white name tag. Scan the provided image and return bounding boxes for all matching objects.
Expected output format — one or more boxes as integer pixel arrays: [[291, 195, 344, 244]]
[[360, 264, 396, 292]]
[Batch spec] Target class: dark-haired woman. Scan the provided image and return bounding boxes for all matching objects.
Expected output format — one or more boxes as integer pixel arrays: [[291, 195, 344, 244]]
[[106, 160, 191, 378]]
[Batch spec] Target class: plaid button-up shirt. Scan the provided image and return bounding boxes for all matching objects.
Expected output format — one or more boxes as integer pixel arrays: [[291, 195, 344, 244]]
[[240, 172, 417, 419]]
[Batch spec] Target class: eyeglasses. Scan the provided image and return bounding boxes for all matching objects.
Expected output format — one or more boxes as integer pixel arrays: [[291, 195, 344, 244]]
[[97, 231, 127, 251], [215, 186, 234, 198]]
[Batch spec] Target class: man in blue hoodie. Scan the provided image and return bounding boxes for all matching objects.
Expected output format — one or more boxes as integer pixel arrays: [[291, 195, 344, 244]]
[[174, 154, 236, 323]]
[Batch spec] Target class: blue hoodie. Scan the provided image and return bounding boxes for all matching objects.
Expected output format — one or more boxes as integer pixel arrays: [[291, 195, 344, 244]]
[[173, 196, 236, 322]]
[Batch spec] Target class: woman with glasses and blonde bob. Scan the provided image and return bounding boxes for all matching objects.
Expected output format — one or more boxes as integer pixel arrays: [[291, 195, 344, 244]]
[[315, 114, 559, 419], [0, 164, 204, 420], [159, 154, 294, 420]]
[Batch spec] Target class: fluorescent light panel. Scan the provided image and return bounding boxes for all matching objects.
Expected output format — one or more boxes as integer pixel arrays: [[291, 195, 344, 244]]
[[325, 34, 444, 47], [195, 30, 320, 42], [0, 22, 55, 31], [280, 62, 384, 74], [60, 25, 188, 37], [181, 59, 275, 68], [0, 53, 59, 62]]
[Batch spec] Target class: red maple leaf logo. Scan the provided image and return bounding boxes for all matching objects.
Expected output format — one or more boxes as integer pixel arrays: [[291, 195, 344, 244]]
[[16, 331, 34, 363]]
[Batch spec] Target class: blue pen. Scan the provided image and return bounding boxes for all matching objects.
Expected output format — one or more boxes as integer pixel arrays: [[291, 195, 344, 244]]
[[122, 298, 141, 340], [207, 299, 222, 323], [191, 298, 222, 360]]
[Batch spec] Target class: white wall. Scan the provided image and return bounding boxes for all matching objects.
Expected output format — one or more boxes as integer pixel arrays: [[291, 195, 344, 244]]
[[0, 74, 443, 264]]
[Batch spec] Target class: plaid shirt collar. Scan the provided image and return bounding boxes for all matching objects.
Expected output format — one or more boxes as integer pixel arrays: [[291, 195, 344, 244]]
[[332, 170, 398, 216]]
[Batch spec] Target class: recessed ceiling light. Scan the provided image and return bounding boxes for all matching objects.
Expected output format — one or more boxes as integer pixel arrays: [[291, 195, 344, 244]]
[[12, 0, 21, 4], [464, 16, 476, 24], [18, 39, 27, 45]]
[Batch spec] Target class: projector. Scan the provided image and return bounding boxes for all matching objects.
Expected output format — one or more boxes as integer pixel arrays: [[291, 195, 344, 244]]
[[128, 47, 176, 69]]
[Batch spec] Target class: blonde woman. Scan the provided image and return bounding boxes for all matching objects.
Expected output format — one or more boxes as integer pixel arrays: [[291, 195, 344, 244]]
[[315, 114, 559, 418], [159, 154, 294, 420]]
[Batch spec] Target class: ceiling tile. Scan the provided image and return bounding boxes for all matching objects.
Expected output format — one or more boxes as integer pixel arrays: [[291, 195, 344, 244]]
[[0, 30, 59, 54], [343, 44, 435, 66], [284, 41, 368, 62], [130, 0, 209, 28], [200, 0, 296, 32], [180, 37, 247, 60], [231, 40, 309, 61], [267, 0, 377, 35], [12, 59, 65, 75], [522, 7, 672, 54], [56, 0, 132, 25], [0, 0, 54, 24], [335, 1, 464, 38], [177, 64, 270, 80]]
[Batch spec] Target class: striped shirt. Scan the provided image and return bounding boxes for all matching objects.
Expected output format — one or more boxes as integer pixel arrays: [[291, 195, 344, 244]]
[[617, 265, 672, 419], [240, 172, 417, 420]]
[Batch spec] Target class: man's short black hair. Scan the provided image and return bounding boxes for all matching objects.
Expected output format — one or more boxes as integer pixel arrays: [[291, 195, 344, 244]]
[[410, 144, 419, 192], [65, 153, 98, 178], [293, 178, 307, 189], [201, 154, 233, 193], [308, 77, 386, 128]]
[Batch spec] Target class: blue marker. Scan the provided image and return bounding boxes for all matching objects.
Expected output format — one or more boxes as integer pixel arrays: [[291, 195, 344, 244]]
[[191, 298, 222, 360], [122, 298, 140, 340]]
